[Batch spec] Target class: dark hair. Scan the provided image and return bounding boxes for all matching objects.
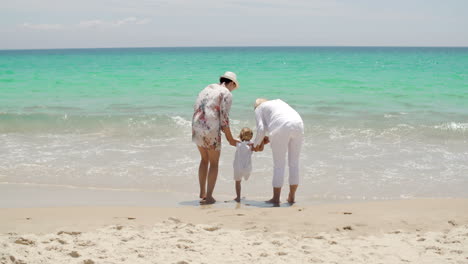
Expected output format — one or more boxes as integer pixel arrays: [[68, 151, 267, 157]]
[[219, 77, 233, 85]]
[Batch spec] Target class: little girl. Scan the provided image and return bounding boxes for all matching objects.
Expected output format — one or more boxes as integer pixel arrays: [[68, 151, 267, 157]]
[[233, 127, 266, 202]]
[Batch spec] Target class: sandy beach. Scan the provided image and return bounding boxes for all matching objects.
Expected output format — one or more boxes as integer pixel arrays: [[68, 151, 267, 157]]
[[1, 199, 467, 263]]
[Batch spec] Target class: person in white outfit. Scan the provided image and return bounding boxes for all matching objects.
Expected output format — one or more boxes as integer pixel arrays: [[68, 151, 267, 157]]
[[252, 98, 304, 205], [233, 127, 267, 202]]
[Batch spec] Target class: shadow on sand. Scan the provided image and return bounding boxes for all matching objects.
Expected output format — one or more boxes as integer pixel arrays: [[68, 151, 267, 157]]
[[179, 198, 295, 208]]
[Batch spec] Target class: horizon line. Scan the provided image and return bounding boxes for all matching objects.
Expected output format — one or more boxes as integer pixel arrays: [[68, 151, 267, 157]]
[[1, 45, 468, 51]]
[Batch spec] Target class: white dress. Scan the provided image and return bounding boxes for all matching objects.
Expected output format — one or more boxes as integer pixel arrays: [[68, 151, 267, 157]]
[[233, 141, 253, 181]]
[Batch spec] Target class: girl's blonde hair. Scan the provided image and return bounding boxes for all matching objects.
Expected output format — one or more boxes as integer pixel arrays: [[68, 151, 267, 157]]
[[239, 127, 253, 142]]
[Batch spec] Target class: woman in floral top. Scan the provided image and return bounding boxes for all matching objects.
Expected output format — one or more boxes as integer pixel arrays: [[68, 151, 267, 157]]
[[192, 71, 239, 204]]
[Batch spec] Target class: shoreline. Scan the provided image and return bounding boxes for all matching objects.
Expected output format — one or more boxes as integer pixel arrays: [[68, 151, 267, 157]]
[[1, 199, 467, 263], [2, 183, 465, 209]]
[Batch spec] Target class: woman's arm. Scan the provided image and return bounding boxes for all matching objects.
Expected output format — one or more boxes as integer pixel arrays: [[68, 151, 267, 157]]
[[252, 136, 268, 152], [257, 140, 265, 151], [253, 108, 266, 148], [219, 92, 238, 146], [222, 126, 239, 146]]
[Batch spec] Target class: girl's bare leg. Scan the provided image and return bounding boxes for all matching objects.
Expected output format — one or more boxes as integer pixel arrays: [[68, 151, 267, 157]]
[[234, 181, 241, 202]]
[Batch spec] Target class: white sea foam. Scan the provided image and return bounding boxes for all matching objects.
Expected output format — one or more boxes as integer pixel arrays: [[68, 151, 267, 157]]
[[434, 122, 468, 132], [171, 116, 191, 127], [1, 119, 467, 200]]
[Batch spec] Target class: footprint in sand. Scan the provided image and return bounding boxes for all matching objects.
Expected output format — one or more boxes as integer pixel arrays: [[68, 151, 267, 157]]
[[176, 244, 190, 250], [271, 240, 283, 246], [9, 256, 26, 264], [203, 226, 220, 232], [177, 239, 194, 243], [54, 238, 67, 245], [57, 231, 81, 236], [45, 245, 62, 251], [69, 251, 80, 258], [244, 225, 257, 230], [77, 240, 95, 247], [14, 238, 35, 246], [168, 217, 182, 223], [309, 257, 324, 263], [444, 240, 461, 244]]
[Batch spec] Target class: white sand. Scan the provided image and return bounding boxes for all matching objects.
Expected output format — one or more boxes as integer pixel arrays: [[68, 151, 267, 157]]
[[1, 199, 467, 264]]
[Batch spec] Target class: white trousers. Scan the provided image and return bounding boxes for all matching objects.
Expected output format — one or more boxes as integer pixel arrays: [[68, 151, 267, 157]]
[[270, 123, 304, 188]]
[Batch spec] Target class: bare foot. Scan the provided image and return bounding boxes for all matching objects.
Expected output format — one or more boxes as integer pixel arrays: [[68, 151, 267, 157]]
[[234, 197, 241, 203], [199, 193, 206, 199], [200, 197, 216, 205], [287, 195, 295, 204], [265, 198, 280, 204]]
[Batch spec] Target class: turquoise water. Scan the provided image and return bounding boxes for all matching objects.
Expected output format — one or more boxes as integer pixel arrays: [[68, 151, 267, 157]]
[[1, 47, 467, 202]]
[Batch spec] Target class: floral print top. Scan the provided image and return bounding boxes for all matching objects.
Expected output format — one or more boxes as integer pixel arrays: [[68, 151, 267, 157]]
[[192, 84, 232, 151]]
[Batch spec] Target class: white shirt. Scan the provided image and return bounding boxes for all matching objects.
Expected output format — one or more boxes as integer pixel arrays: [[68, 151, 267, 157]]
[[253, 99, 303, 147]]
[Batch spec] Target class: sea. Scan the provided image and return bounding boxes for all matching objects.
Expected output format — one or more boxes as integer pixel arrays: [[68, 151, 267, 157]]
[[0, 47, 467, 207]]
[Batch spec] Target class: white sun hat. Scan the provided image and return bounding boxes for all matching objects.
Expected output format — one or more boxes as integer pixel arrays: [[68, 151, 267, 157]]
[[220, 71, 239, 88]]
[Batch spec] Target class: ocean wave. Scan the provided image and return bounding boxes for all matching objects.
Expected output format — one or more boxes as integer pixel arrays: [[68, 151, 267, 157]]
[[170, 116, 191, 128], [384, 112, 408, 118], [434, 122, 468, 132], [23, 105, 83, 112], [0, 112, 192, 135]]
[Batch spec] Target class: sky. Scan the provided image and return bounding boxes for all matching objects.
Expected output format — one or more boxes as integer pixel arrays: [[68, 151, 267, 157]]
[[1, 0, 468, 49]]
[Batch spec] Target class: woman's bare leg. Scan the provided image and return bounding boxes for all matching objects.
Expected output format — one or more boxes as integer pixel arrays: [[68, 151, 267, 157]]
[[287, 185, 298, 204], [197, 146, 209, 199], [266, 187, 282, 205], [201, 148, 220, 204]]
